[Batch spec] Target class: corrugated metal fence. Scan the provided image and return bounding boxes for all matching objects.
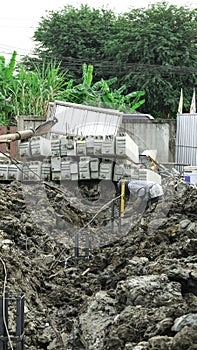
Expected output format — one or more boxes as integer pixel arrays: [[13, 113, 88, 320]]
[[175, 113, 197, 170]]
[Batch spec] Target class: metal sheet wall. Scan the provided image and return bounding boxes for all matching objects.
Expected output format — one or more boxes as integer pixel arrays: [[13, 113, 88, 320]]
[[175, 113, 197, 170]]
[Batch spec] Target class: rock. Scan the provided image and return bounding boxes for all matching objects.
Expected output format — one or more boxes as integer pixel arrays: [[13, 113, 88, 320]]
[[0, 238, 13, 245], [75, 291, 117, 349], [127, 344, 148, 350], [47, 339, 58, 350], [116, 274, 182, 307], [172, 326, 197, 349], [179, 219, 191, 230], [148, 335, 173, 349], [171, 313, 197, 332], [187, 223, 197, 233]]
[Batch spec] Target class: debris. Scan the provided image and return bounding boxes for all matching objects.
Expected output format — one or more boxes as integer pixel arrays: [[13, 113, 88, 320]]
[[0, 175, 196, 349]]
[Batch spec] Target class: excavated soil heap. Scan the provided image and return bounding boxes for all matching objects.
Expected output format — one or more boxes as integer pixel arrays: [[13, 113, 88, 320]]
[[0, 175, 197, 350]]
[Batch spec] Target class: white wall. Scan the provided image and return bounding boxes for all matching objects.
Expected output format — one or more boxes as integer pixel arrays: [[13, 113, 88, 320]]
[[121, 119, 176, 163]]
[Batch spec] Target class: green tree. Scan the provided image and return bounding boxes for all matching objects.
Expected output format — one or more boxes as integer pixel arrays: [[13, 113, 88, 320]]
[[109, 2, 197, 118], [30, 2, 197, 118], [33, 5, 116, 81]]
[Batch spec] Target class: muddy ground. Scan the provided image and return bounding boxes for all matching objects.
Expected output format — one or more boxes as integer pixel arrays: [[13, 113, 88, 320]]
[[0, 174, 197, 350]]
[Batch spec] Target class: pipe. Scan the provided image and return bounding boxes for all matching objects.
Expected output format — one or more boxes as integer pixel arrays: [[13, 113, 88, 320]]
[[0, 118, 57, 143], [0, 129, 35, 142]]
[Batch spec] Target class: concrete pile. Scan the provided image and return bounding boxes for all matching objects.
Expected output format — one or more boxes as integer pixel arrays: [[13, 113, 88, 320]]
[[0, 175, 196, 349]]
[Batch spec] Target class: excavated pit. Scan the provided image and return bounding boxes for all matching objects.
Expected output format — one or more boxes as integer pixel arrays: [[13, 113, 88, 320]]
[[0, 175, 197, 350]]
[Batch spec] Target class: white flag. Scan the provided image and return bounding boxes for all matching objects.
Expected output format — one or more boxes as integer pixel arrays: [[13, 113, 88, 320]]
[[178, 88, 183, 114], [190, 89, 196, 114]]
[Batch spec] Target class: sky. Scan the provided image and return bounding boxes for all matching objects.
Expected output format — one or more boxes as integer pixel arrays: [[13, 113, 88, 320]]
[[0, 0, 196, 62]]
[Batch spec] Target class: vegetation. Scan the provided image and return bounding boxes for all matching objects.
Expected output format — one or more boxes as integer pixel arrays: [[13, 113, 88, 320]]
[[2, 1, 196, 123], [59, 63, 145, 112], [0, 54, 69, 125], [29, 2, 197, 118], [0, 51, 17, 126], [11, 62, 68, 117], [31, 5, 116, 81], [0, 54, 145, 126]]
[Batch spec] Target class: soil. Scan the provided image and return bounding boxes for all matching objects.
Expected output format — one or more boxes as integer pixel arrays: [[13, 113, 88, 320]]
[[0, 174, 196, 350]]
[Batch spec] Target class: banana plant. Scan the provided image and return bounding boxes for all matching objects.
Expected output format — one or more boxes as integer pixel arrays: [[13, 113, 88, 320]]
[[61, 63, 97, 103], [62, 64, 145, 112]]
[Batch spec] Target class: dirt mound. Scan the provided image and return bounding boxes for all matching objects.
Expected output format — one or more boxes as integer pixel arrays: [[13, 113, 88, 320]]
[[0, 177, 197, 349]]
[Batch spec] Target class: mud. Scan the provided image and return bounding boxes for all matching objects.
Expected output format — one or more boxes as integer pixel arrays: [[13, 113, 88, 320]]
[[0, 175, 196, 349]]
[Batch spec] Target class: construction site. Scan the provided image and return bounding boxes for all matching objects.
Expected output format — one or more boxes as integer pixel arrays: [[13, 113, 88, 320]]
[[0, 101, 196, 350]]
